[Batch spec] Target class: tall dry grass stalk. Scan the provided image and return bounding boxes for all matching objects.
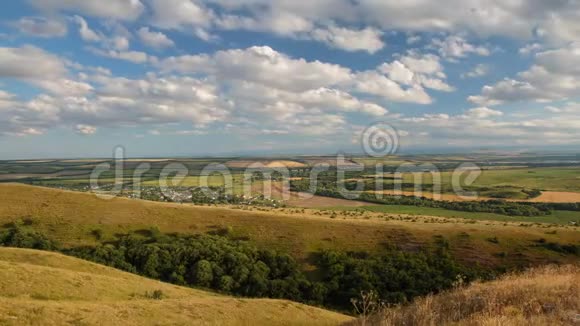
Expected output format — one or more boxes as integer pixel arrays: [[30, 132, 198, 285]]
[[347, 265, 579, 326]]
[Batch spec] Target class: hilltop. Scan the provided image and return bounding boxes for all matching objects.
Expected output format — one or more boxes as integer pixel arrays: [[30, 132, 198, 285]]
[[0, 247, 351, 325], [350, 264, 579, 325]]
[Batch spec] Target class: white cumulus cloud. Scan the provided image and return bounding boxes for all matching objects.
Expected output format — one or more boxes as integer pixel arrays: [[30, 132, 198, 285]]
[[137, 27, 175, 49]]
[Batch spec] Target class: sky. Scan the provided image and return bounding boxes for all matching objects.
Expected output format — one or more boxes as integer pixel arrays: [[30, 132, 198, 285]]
[[0, 0, 579, 159]]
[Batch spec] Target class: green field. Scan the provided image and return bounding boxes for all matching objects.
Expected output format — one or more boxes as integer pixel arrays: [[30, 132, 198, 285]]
[[338, 205, 580, 225], [402, 167, 580, 192]]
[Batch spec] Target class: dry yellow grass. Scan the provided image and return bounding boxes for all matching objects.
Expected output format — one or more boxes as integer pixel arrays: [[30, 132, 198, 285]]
[[286, 193, 377, 208], [266, 160, 307, 168], [349, 265, 580, 326], [529, 191, 580, 203], [0, 247, 352, 326], [0, 183, 578, 269], [267, 182, 378, 207], [224, 160, 306, 168]]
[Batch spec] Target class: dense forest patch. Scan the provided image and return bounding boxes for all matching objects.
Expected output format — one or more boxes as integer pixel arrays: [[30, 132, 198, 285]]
[[0, 225, 501, 312]]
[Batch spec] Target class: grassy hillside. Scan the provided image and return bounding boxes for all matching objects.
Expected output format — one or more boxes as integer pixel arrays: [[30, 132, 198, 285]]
[[0, 183, 578, 270], [0, 247, 351, 326], [349, 264, 579, 326]]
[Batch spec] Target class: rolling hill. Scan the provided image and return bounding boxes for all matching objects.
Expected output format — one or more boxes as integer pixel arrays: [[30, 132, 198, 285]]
[[0, 183, 578, 269], [0, 184, 578, 325], [0, 247, 351, 325]]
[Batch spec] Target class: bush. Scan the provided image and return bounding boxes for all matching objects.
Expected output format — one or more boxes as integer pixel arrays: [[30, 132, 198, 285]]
[[145, 289, 164, 300], [91, 229, 104, 240], [539, 242, 579, 255], [0, 226, 58, 250], [22, 217, 37, 226]]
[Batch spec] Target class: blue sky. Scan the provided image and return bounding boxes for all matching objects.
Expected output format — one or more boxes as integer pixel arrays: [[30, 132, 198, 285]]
[[0, 0, 579, 159]]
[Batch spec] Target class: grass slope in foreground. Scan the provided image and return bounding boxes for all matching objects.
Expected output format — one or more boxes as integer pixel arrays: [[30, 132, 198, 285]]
[[0, 247, 351, 326], [350, 264, 579, 326]]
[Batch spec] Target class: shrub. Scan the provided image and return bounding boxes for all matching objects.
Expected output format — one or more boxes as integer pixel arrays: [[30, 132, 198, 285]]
[[0, 226, 58, 250], [91, 229, 104, 240], [145, 290, 164, 300]]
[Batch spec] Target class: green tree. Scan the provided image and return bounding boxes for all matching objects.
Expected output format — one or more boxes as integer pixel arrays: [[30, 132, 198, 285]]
[[218, 275, 234, 292], [191, 260, 213, 287]]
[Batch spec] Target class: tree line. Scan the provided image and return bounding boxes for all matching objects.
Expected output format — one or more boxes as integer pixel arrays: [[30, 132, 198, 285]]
[[290, 180, 580, 217], [0, 225, 488, 312]]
